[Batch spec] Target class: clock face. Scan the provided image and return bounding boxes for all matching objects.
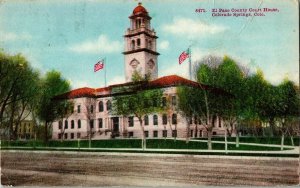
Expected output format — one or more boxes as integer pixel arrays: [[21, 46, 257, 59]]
[[147, 60, 155, 69], [130, 59, 140, 69]]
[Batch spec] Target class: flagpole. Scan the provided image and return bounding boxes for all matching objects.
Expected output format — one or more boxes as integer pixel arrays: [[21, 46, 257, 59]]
[[104, 57, 107, 87], [188, 46, 192, 80]]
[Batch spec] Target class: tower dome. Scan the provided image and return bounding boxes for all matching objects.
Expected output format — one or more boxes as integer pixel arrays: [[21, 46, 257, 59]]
[[133, 2, 148, 15]]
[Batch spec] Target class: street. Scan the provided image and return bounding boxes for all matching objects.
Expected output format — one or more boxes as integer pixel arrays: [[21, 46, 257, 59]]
[[1, 150, 299, 186]]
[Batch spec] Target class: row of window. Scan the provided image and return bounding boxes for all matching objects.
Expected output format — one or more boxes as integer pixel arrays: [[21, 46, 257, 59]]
[[76, 100, 112, 114], [59, 120, 81, 129], [58, 132, 81, 139], [128, 114, 177, 127], [59, 119, 105, 130], [131, 38, 152, 50], [75, 96, 177, 114], [128, 130, 177, 138]]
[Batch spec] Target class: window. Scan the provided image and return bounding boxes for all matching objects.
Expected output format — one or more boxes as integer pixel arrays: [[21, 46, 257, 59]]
[[199, 130, 203, 137], [153, 131, 158, 138], [58, 133, 61, 139], [163, 130, 167, 137], [172, 130, 177, 137], [190, 130, 193, 137], [213, 131, 217, 135], [99, 101, 104, 112], [70, 133, 74, 139], [162, 114, 167, 125], [77, 133, 81, 139], [131, 40, 135, 50], [78, 120, 81, 129], [90, 105, 94, 113], [189, 118, 193, 125], [64, 120, 68, 129], [162, 97, 167, 107], [64, 133, 68, 139], [128, 132, 134, 138], [106, 100, 111, 111], [98, 118, 103, 128], [59, 121, 62, 129], [77, 105, 81, 113], [137, 38, 141, 47], [194, 115, 198, 125], [144, 131, 149, 138], [90, 119, 94, 129], [172, 114, 177, 125], [144, 115, 149, 126], [128, 116, 134, 127], [153, 115, 158, 125], [71, 120, 74, 129], [171, 96, 176, 106]]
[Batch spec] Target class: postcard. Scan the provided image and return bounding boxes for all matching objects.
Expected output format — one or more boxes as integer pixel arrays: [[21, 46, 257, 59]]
[[0, 0, 299, 187]]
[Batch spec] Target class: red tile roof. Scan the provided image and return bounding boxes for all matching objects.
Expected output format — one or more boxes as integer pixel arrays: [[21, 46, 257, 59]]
[[96, 87, 111, 93], [53, 75, 224, 100], [54, 87, 96, 99], [149, 75, 201, 88]]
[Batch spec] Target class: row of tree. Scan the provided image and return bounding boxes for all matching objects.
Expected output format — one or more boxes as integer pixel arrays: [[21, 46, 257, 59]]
[[178, 56, 299, 150], [0, 51, 72, 142]]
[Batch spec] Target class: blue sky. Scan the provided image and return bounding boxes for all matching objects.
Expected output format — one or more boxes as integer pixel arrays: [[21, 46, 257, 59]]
[[0, 0, 298, 89]]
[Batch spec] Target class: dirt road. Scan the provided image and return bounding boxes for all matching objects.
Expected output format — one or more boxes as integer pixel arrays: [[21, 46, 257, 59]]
[[1, 151, 299, 186]]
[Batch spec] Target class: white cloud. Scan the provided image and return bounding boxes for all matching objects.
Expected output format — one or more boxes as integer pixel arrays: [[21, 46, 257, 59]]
[[159, 59, 190, 79], [0, 31, 32, 42], [162, 17, 227, 39], [69, 34, 122, 54], [158, 40, 169, 50]]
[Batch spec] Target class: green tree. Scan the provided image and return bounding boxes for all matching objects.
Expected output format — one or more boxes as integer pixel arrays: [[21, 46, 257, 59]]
[[0, 51, 40, 140], [274, 80, 299, 149], [37, 70, 71, 143], [112, 72, 163, 149]]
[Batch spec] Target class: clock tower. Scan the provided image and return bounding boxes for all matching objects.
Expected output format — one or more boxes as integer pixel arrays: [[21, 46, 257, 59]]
[[123, 2, 159, 82]]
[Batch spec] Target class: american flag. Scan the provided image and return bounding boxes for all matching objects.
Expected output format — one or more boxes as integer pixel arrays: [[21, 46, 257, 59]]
[[179, 49, 190, 65], [94, 60, 104, 72]]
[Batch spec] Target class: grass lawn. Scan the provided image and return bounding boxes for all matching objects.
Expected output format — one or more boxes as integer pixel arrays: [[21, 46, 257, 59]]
[[1, 139, 293, 151]]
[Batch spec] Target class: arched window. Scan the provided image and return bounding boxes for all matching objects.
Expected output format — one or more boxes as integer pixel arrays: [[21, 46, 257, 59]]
[[64, 120, 68, 129], [153, 115, 158, 125], [162, 114, 167, 125], [71, 120, 74, 129], [137, 38, 141, 47], [144, 115, 149, 126], [131, 40, 135, 50], [77, 120, 81, 129], [58, 121, 62, 129], [98, 101, 103, 112], [172, 114, 177, 125], [106, 100, 111, 111]]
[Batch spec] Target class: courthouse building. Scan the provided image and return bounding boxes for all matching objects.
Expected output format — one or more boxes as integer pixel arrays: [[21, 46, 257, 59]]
[[52, 3, 226, 140]]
